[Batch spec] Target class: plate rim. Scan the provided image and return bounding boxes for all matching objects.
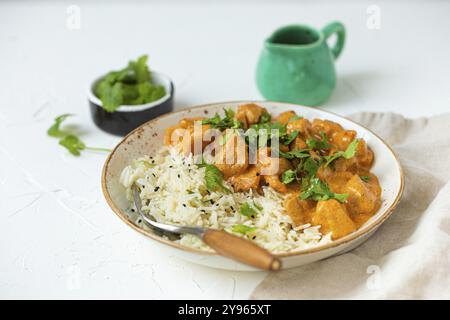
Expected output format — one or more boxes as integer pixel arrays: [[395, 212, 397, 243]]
[[101, 100, 405, 258]]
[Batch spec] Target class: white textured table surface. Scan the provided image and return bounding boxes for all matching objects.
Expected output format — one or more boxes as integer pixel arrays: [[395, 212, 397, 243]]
[[1, 0, 449, 299]]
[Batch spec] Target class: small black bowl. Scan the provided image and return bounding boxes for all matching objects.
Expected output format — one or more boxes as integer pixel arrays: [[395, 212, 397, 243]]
[[88, 72, 174, 136]]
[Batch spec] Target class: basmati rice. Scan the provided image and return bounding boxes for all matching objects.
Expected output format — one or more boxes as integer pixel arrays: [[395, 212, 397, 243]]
[[120, 146, 331, 253]]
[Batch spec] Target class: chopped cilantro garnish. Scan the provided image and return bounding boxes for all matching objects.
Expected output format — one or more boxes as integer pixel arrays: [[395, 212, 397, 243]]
[[232, 224, 257, 235], [281, 169, 297, 184], [324, 139, 360, 167], [202, 108, 242, 130], [306, 132, 331, 150], [240, 202, 259, 218], [259, 112, 271, 124], [94, 55, 166, 112], [288, 115, 303, 122], [299, 178, 348, 203], [279, 149, 310, 160], [197, 162, 231, 193], [282, 130, 299, 145]]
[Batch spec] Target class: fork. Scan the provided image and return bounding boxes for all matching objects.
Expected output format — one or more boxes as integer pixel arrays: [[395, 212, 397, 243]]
[[133, 186, 281, 271]]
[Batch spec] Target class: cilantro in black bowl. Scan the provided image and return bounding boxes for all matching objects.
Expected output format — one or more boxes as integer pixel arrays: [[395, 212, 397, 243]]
[[88, 55, 174, 136]]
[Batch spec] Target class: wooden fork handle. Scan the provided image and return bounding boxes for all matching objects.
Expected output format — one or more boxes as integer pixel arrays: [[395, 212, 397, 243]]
[[202, 229, 282, 271]]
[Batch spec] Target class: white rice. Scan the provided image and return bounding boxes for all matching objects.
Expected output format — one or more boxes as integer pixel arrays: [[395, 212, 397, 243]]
[[120, 146, 331, 253]]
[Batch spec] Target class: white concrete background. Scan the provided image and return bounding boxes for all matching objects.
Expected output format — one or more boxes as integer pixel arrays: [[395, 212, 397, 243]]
[[0, 0, 449, 299]]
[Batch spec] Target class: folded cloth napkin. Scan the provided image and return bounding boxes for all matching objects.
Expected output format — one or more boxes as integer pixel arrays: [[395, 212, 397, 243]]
[[251, 112, 450, 300]]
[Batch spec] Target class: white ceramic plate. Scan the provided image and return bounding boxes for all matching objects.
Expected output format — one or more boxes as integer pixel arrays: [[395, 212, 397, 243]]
[[102, 101, 404, 271]]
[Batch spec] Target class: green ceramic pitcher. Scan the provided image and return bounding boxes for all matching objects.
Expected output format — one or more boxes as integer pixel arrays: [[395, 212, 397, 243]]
[[256, 22, 345, 106]]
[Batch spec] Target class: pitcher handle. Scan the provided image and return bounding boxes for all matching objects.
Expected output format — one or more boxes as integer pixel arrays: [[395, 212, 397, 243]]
[[322, 21, 346, 60]]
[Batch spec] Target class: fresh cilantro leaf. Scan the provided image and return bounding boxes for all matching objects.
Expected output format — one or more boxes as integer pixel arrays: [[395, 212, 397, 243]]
[[333, 193, 350, 202], [306, 132, 331, 150], [299, 178, 348, 203], [224, 108, 235, 119], [301, 157, 320, 177], [240, 202, 258, 218], [232, 224, 257, 235], [259, 112, 271, 124], [130, 54, 151, 83], [47, 114, 74, 137], [202, 108, 241, 130], [279, 149, 310, 160], [342, 138, 360, 158], [100, 82, 124, 112], [282, 130, 299, 145], [59, 135, 86, 156], [360, 175, 371, 182], [324, 139, 360, 167], [246, 121, 287, 147], [288, 115, 303, 122], [281, 169, 297, 184], [199, 163, 231, 193], [48, 114, 111, 156]]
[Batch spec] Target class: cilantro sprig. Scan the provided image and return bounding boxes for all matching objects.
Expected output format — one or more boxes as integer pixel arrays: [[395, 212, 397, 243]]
[[299, 178, 348, 203], [240, 201, 261, 218], [306, 132, 331, 150], [47, 114, 74, 137], [281, 169, 297, 184], [324, 139, 360, 167], [279, 149, 310, 160], [47, 114, 111, 156], [197, 162, 231, 194], [202, 108, 242, 130]]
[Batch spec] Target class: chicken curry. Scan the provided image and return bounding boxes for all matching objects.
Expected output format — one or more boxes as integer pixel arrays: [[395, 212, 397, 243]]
[[164, 103, 382, 240]]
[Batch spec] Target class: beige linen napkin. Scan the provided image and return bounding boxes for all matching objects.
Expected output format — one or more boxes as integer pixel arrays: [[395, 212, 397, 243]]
[[251, 112, 450, 300]]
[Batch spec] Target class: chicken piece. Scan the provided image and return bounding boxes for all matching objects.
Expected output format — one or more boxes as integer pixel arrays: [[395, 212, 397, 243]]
[[262, 163, 293, 193], [283, 194, 315, 225], [228, 165, 261, 192], [286, 118, 311, 136], [311, 119, 343, 137], [214, 133, 249, 178], [275, 111, 296, 125], [344, 174, 381, 216], [254, 147, 293, 193], [355, 139, 374, 169], [331, 130, 357, 151], [279, 144, 290, 152], [330, 130, 373, 169], [324, 171, 354, 194], [235, 103, 268, 126], [263, 175, 289, 193], [290, 136, 307, 151], [164, 117, 209, 144], [179, 117, 205, 128], [333, 157, 359, 174], [312, 199, 356, 239], [164, 121, 212, 156], [257, 147, 292, 176], [234, 111, 248, 129], [164, 124, 183, 146]]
